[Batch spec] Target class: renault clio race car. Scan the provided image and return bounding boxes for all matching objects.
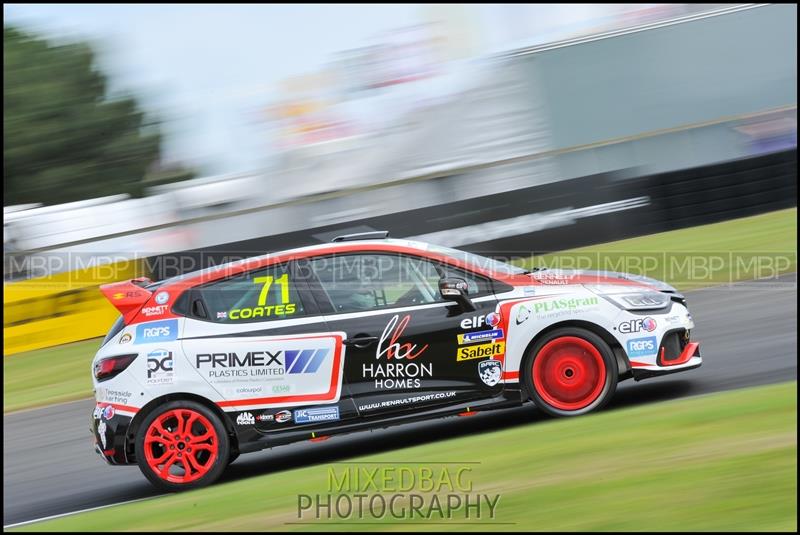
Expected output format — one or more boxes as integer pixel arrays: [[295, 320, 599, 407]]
[[91, 232, 701, 490]]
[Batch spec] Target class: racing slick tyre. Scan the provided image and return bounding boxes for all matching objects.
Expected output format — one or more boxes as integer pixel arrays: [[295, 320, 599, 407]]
[[135, 400, 230, 491], [523, 327, 618, 417]]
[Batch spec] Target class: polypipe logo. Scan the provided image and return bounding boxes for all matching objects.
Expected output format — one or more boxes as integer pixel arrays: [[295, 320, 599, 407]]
[[146, 349, 174, 385], [376, 315, 428, 360]]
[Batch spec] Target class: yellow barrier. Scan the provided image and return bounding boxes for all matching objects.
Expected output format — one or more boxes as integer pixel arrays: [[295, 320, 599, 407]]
[[3, 260, 145, 355]]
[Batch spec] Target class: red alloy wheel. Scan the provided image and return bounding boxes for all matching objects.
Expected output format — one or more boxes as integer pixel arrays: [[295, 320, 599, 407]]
[[532, 336, 607, 411], [143, 409, 219, 484]]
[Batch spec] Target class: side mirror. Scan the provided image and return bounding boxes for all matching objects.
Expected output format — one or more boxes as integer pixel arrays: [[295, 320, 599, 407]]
[[439, 277, 476, 312]]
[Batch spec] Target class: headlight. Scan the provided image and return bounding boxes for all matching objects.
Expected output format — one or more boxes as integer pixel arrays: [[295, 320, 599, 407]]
[[586, 285, 671, 310]]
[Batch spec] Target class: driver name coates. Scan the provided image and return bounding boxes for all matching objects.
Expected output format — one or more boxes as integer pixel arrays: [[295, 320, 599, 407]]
[[363, 314, 432, 389]]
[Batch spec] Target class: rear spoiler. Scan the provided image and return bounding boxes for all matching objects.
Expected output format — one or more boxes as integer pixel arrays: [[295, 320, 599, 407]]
[[100, 278, 154, 323]]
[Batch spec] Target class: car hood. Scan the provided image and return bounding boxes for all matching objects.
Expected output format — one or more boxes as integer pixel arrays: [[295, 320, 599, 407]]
[[497, 269, 677, 292]]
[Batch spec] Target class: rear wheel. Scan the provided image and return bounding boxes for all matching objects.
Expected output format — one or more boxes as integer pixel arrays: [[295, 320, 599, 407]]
[[523, 328, 617, 417], [135, 400, 229, 491]]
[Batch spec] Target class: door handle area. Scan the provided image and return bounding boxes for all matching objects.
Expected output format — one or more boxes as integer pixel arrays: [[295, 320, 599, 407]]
[[343, 335, 379, 348]]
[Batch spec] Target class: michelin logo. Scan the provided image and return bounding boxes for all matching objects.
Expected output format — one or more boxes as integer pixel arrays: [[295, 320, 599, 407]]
[[457, 329, 504, 345]]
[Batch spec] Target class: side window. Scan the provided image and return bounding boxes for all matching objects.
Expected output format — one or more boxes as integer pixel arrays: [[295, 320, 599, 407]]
[[431, 264, 492, 296], [308, 254, 441, 314], [195, 263, 305, 323]]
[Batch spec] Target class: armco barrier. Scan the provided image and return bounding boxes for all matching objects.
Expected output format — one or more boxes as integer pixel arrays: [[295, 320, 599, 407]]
[[3, 259, 145, 355]]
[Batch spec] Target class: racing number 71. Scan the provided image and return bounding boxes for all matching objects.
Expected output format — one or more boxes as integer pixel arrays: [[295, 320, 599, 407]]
[[254, 273, 290, 306]]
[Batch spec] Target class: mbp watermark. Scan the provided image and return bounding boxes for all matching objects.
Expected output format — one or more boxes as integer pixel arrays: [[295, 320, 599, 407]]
[[295, 462, 503, 524]]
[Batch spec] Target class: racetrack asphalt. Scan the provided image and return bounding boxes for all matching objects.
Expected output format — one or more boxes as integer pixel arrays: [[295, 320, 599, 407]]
[[4, 274, 797, 526]]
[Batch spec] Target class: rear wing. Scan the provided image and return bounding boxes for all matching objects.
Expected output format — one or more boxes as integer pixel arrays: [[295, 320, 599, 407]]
[[99, 278, 153, 323]]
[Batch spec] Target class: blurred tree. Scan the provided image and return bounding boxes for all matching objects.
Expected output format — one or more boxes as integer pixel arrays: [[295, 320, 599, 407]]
[[3, 25, 175, 205]]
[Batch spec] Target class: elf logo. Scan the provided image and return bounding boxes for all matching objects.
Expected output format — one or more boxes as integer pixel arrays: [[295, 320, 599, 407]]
[[460, 313, 501, 330], [618, 317, 657, 334]]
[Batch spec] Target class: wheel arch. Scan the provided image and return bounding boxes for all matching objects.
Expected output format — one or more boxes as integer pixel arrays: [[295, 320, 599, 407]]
[[125, 393, 238, 463], [516, 319, 630, 399]]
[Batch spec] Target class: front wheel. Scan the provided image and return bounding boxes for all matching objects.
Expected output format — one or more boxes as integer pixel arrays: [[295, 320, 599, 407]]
[[135, 400, 230, 491], [523, 328, 618, 417]]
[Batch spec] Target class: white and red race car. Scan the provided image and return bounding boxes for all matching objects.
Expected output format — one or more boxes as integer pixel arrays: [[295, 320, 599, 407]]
[[91, 232, 701, 490]]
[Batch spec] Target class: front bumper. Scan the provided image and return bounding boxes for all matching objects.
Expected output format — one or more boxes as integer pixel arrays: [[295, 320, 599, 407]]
[[630, 338, 702, 381]]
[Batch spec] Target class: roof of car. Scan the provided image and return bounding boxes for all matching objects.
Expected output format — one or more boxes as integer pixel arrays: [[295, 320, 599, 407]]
[[160, 238, 434, 286]]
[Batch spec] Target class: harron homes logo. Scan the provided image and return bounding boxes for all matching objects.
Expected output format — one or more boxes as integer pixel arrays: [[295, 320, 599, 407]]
[[363, 315, 431, 390]]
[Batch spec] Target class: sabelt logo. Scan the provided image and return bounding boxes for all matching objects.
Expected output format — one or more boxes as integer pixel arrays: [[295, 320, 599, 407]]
[[456, 342, 505, 361], [275, 410, 292, 423]]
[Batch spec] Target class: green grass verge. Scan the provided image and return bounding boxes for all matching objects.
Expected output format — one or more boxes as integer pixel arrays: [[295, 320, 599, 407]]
[[3, 338, 100, 413], [514, 207, 797, 291], [14, 381, 797, 532], [2, 208, 796, 413]]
